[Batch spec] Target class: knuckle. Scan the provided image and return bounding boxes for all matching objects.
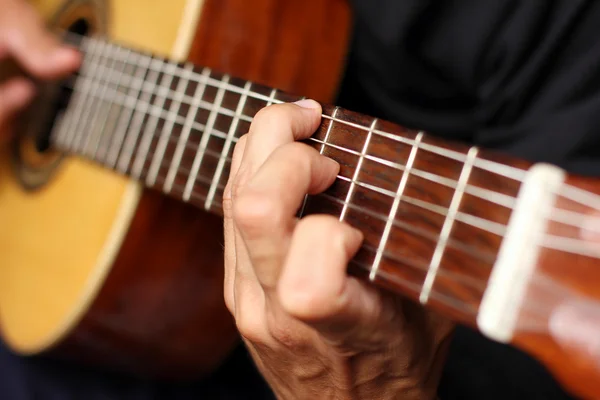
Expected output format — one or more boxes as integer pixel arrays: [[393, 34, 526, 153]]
[[231, 134, 248, 160], [233, 190, 282, 236], [235, 309, 267, 344], [251, 104, 290, 133]]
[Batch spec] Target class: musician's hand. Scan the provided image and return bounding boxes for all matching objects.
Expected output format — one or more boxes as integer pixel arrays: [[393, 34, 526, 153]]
[[223, 99, 454, 400], [0, 0, 80, 141]]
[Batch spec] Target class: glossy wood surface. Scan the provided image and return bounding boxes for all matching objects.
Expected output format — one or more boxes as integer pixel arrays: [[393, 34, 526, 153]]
[[53, 31, 600, 396], [0, 0, 138, 355], [51, 190, 239, 378], [512, 174, 600, 400], [188, 0, 351, 102]]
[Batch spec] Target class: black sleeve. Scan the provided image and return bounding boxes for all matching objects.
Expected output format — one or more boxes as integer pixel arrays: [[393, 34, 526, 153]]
[[337, 1, 600, 399], [340, 0, 600, 175]]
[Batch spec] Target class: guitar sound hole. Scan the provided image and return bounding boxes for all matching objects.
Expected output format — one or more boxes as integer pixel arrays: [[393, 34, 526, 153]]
[[35, 18, 90, 154], [11, 0, 108, 191]]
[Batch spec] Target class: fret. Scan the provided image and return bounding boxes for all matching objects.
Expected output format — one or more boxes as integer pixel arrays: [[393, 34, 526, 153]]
[[116, 56, 163, 173], [131, 59, 177, 180], [164, 67, 212, 194], [94, 47, 133, 161], [105, 51, 152, 167], [370, 132, 423, 281], [419, 147, 479, 304], [84, 43, 126, 158], [60, 38, 101, 150], [183, 74, 230, 203], [147, 63, 194, 186], [340, 118, 376, 221], [205, 80, 252, 210], [320, 107, 339, 154], [73, 39, 110, 152], [266, 88, 278, 106]]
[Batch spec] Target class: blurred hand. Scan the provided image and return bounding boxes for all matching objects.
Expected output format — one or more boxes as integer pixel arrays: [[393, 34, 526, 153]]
[[223, 99, 454, 399], [0, 0, 80, 142]]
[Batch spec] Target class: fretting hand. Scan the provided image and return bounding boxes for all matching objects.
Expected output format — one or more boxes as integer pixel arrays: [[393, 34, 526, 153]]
[[223, 99, 454, 399], [0, 0, 80, 142]]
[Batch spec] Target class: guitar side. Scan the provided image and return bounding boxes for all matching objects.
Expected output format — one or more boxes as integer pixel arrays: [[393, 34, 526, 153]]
[[0, 0, 351, 377]]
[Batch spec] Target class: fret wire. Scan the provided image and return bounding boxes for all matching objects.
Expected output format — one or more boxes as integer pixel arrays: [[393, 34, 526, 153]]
[[67, 55, 523, 208], [184, 74, 230, 202], [320, 114, 526, 182], [73, 39, 110, 152], [106, 52, 152, 167], [131, 59, 177, 180], [341, 118, 376, 222], [370, 132, 423, 281], [164, 67, 212, 193], [60, 38, 100, 148], [71, 36, 528, 183], [62, 72, 511, 236], [152, 161, 492, 288], [147, 62, 194, 186], [266, 88, 278, 106], [63, 71, 511, 232], [85, 43, 127, 158], [116, 56, 164, 173], [420, 147, 479, 304], [308, 136, 515, 210], [94, 46, 132, 161], [65, 73, 596, 262], [319, 192, 495, 265], [206, 80, 252, 210], [66, 52, 586, 236]]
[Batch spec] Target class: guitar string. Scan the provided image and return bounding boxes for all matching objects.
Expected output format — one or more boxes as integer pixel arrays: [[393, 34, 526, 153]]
[[61, 36, 600, 224], [64, 32, 600, 213], [55, 33, 593, 324], [56, 68, 600, 260], [62, 34, 529, 179], [146, 168, 573, 323], [57, 53, 593, 232]]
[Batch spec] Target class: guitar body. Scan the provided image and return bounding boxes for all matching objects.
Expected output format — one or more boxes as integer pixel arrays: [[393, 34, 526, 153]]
[[0, 0, 351, 377]]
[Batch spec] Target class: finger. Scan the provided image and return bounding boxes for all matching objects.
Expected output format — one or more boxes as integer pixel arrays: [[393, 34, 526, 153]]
[[278, 215, 398, 345], [0, 77, 35, 129], [241, 99, 321, 174], [0, 0, 81, 79], [233, 142, 339, 290], [223, 134, 248, 313]]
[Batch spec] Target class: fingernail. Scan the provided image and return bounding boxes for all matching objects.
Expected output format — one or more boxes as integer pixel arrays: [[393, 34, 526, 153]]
[[294, 99, 320, 109], [324, 156, 340, 171], [351, 227, 364, 242]]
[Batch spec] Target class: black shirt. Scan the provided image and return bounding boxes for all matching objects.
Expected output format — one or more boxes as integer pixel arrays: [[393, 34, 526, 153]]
[[3, 0, 598, 398], [338, 1, 600, 398]]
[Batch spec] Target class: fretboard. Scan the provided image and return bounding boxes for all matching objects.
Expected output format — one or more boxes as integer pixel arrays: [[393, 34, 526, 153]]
[[50, 34, 533, 327]]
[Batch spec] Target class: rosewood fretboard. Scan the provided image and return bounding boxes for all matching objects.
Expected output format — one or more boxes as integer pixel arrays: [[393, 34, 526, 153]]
[[48, 34, 544, 328]]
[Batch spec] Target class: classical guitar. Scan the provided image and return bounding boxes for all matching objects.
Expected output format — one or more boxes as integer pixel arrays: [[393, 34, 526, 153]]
[[1, 0, 599, 399]]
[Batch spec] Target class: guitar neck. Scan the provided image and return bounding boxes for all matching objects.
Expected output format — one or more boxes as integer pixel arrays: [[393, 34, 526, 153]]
[[49, 34, 600, 336]]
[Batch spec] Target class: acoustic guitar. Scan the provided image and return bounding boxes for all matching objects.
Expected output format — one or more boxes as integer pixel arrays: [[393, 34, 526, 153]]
[[1, 0, 599, 399]]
